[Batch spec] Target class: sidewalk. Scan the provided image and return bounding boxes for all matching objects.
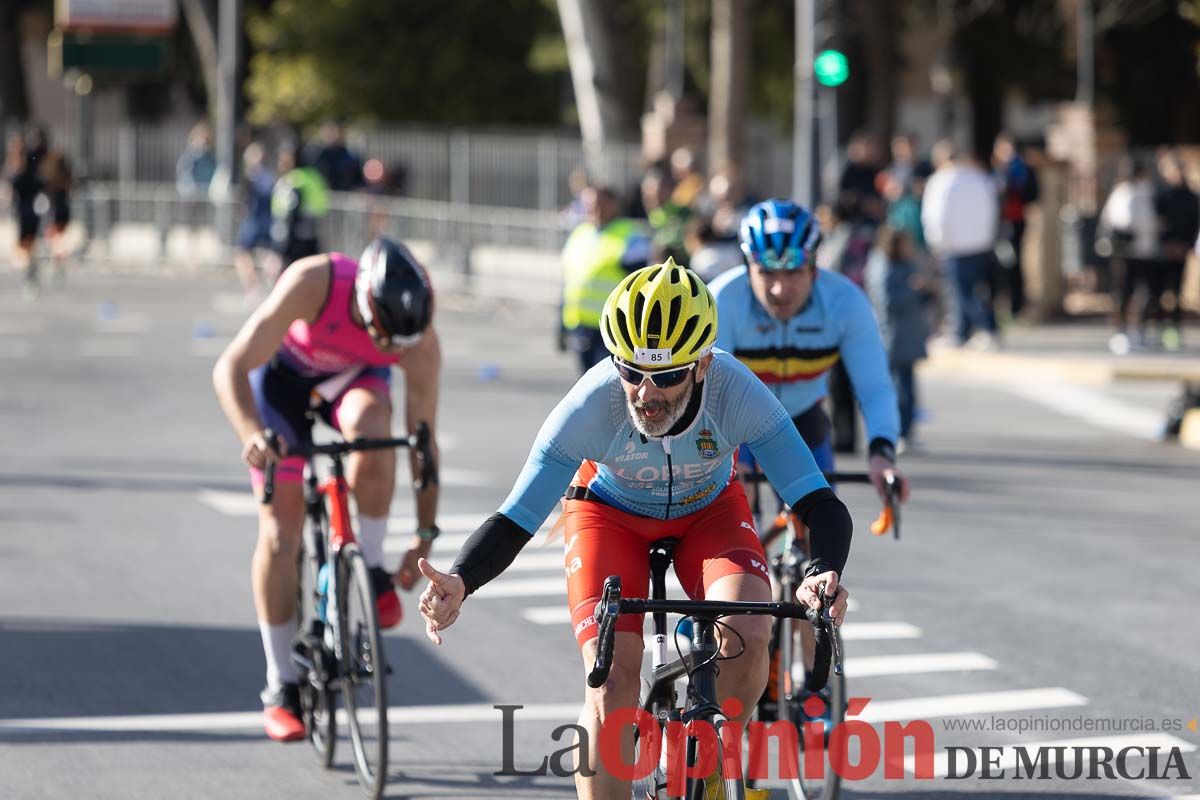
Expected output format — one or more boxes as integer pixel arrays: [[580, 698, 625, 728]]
[[921, 322, 1200, 448], [923, 322, 1200, 381]]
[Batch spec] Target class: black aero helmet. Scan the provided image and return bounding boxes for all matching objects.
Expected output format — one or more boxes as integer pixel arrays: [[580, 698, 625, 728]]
[[355, 237, 433, 345]]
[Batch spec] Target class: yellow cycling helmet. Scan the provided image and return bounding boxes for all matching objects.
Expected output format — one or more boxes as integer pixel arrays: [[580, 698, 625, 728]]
[[600, 258, 718, 368]]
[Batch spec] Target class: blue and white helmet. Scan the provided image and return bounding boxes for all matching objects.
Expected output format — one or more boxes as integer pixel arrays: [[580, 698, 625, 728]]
[[738, 199, 822, 271]]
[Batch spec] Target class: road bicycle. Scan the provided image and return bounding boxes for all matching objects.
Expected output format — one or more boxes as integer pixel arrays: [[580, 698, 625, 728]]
[[262, 423, 436, 800], [588, 538, 840, 800], [744, 469, 900, 800]]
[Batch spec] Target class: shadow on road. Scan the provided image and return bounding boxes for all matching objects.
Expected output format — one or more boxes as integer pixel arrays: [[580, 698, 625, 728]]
[[0, 617, 489, 731]]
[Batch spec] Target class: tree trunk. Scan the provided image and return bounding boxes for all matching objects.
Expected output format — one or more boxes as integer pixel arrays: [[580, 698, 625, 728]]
[[849, 0, 897, 142], [708, 0, 748, 176], [556, 0, 635, 180], [180, 0, 219, 116], [0, 3, 29, 122]]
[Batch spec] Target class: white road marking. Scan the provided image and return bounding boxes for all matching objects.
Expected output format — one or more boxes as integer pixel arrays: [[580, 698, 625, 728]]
[[198, 491, 508, 522], [81, 339, 140, 358], [474, 577, 569, 599], [844, 651, 997, 678], [839, 621, 921, 640], [0, 690, 1098, 739], [190, 337, 229, 357], [0, 702, 583, 736], [0, 318, 45, 335], [522, 606, 572, 624], [0, 338, 31, 358], [95, 312, 151, 334], [1003, 381, 1164, 440], [862, 687, 1088, 724], [904, 732, 1195, 778]]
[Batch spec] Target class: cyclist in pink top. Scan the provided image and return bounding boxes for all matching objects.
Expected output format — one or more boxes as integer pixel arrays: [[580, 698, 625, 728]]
[[213, 238, 442, 741]]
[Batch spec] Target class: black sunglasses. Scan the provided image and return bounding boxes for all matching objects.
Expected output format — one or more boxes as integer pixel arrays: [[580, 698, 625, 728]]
[[612, 356, 697, 388]]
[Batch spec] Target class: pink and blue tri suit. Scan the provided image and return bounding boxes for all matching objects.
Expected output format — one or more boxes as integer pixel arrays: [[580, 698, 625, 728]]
[[249, 252, 399, 485]]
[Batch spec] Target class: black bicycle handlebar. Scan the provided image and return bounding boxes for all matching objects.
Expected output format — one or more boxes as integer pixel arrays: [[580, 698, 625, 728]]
[[260, 421, 437, 505], [586, 575, 836, 690]]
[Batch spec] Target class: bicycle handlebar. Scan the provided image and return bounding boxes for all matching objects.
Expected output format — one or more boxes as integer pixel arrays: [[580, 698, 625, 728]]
[[745, 469, 902, 540], [586, 575, 838, 690], [260, 421, 438, 505]]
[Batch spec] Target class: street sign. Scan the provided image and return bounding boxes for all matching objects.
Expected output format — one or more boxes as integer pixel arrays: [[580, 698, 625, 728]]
[[48, 30, 170, 78], [57, 0, 176, 35], [814, 49, 849, 88]]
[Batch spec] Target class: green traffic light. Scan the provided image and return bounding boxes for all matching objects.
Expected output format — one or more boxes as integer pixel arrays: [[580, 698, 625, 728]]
[[814, 49, 849, 87]]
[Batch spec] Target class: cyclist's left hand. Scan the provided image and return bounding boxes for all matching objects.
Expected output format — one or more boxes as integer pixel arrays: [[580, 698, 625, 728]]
[[395, 537, 432, 591], [797, 571, 850, 626], [868, 455, 910, 503]]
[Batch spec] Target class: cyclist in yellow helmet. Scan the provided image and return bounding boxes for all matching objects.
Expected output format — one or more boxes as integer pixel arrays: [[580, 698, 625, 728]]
[[419, 259, 852, 798]]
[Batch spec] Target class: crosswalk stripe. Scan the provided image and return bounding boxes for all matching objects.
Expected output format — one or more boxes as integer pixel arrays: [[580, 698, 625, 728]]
[[845, 652, 997, 678], [474, 577, 570, 599], [0, 689, 1094, 738], [0, 702, 583, 736], [95, 312, 151, 334], [839, 621, 921, 640], [80, 339, 140, 358], [198, 491, 516, 527], [0, 338, 31, 358], [522, 607, 572, 624], [863, 687, 1088, 724], [190, 338, 228, 357], [904, 732, 1196, 777]]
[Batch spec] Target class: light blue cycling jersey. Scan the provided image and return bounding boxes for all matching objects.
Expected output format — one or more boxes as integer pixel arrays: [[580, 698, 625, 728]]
[[708, 266, 899, 445], [497, 350, 830, 535]]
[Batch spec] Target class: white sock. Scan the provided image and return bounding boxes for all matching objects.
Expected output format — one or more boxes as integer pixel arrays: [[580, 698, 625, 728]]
[[259, 619, 299, 690], [357, 514, 388, 568]]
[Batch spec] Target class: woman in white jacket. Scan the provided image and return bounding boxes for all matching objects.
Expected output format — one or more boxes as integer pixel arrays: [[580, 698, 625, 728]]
[[1098, 158, 1158, 354]]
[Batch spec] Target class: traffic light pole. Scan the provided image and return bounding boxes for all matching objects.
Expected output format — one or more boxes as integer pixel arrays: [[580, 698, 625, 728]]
[[792, 0, 815, 207]]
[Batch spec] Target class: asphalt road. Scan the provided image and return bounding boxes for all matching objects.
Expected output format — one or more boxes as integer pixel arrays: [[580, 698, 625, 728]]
[[0, 269, 1197, 800]]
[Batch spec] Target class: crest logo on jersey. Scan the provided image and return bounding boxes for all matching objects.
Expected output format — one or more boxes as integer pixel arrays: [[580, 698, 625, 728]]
[[696, 429, 718, 459]]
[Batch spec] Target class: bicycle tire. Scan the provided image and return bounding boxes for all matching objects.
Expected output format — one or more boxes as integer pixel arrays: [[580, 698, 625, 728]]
[[338, 545, 389, 799], [688, 714, 745, 800], [778, 613, 844, 800], [296, 536, 336, 767]]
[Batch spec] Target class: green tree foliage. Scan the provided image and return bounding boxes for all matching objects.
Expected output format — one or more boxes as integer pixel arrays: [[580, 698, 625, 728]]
[[245, 0, 566, 126]]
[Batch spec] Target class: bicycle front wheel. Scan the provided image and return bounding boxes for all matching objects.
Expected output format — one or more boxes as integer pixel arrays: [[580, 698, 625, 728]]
[[778, 615, 844, 800], [689, 714, 745, 800], [337, 545, 389, 799], [296, 537, 336, 767]]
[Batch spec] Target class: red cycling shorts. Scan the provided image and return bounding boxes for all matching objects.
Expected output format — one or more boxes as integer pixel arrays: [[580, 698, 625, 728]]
[[564, 472, 769, 647]]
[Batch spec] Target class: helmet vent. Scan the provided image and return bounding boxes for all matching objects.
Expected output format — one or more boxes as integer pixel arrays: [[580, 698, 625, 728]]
[[633, 291, 646, 332], [646, 302, 663, 344], [677, 315, 699, 352], [685, 322, 711, 355], [614, 307, 632, 347], [667, 296, 681, 337]]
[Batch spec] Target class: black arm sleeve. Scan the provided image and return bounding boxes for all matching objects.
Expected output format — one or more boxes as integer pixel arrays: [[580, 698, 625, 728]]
[[450, 513, 532, 596], [790, 487, 853, 578]]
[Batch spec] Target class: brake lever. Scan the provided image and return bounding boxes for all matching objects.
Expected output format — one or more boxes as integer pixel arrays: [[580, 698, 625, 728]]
[[817, 585, 845, 676]]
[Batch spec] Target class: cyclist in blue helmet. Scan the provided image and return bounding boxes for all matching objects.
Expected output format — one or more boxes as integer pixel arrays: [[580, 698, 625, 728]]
[[711, 199, 909, 505]]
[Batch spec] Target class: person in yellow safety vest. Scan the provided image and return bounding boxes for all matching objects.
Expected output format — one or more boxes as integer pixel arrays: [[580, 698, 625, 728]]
[[560, 184, 652, 374], [270, 142, 330, 276]]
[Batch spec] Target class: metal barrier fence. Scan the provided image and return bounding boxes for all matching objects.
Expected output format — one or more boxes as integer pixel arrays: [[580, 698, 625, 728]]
[[13, 121, 797, 211], [50, 181, 569, 304]]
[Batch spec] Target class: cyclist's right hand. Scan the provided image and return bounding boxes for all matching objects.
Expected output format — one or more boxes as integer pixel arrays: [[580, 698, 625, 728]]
[[242, 429, 287, 470], [417, 558, 466, 645]]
